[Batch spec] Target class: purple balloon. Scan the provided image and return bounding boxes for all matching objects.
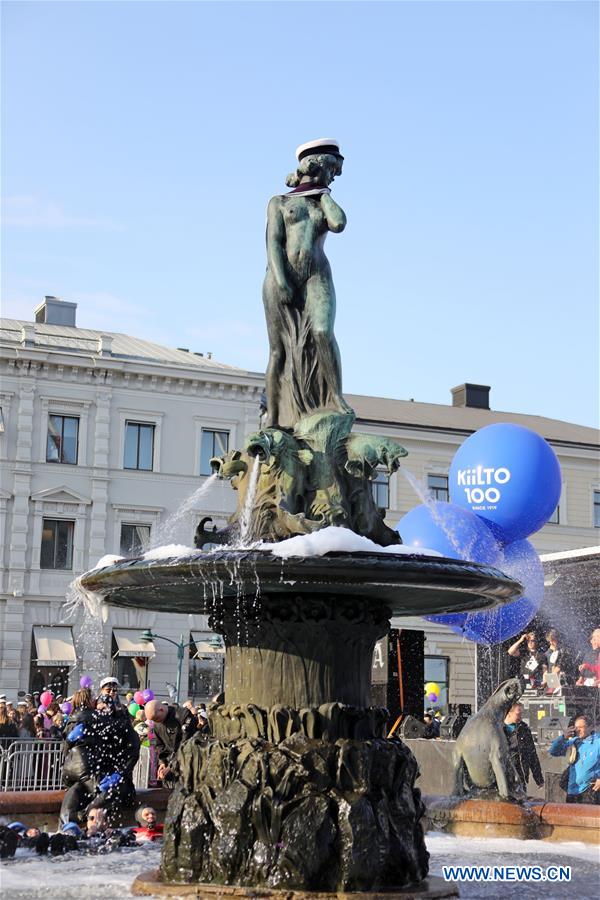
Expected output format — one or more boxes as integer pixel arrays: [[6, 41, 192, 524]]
[[60, 701, 73, 715], [38, 704, 47, 715], [142, 689, 154, 703], [80, 675, 93, 689], [427, 692, 438, 702]]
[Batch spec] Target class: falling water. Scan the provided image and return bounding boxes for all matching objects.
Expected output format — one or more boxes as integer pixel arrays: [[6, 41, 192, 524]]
[[400, 468, 465, 558], [237, 455, 260, 547], [64, 576, 110, 690], [400, 468, 488, 559], [150, 474, 218, 549]]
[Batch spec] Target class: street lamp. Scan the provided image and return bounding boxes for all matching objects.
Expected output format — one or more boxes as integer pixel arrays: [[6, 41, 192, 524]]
[[140, 629, 197, 705]]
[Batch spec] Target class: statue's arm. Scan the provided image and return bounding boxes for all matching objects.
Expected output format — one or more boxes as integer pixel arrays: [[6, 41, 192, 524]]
[[266, 197, 290, 291], [320, 192, 346, 233]]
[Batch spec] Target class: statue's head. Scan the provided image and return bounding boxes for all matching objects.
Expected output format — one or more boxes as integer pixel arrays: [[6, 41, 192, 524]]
[[286, 138, 344, 188], [492, 676, 523, 709]]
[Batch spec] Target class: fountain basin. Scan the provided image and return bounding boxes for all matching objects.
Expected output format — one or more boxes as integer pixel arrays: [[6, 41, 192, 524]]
[[80, 550, 521, 617]]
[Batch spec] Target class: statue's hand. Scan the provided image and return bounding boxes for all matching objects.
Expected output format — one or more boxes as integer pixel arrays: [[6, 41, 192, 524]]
[[277, 280, 294, 304]]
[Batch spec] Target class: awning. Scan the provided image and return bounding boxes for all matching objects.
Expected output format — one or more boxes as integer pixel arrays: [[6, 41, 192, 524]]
[[191, 631, 225, 659], [33, 626, 77, 667], [112, 629, 155, 658]]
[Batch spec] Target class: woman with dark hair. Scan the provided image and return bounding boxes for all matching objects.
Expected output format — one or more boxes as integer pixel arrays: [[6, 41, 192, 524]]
[[262, 139, 351, 429], [18, 712, 36, 739], [0, 707, 18, 739]]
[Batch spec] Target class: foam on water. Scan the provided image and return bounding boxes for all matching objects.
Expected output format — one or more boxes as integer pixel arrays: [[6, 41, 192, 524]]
[[90, 554, 125, 570], [258, 525, 443, 559], [143, 543, 198, 560], [1, 833, 597, 899]]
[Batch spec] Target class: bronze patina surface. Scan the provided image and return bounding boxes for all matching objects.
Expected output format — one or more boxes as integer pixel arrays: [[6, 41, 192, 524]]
[[79, 142, 518, 894], [80, 551, 521, 618]]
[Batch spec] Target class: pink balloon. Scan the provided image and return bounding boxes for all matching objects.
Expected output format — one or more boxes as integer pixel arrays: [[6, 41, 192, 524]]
[[40, 691, 54, 707], [133, 691, 145, 706]]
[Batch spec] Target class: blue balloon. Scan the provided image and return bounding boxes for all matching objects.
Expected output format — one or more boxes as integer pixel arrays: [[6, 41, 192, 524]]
[[397, 501, 502, 564], [449, 424, 561, 543], [460, 539, 544, 645], [396, 501, 502, 632]]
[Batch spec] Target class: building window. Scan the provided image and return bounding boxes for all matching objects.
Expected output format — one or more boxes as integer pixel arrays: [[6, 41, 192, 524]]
[[120, 523, 151, 557], [200, 429, 229, 476], [424, 656, 449, 714], [594, 490, 600, 527], [548, 505, 560, 525], [40, 518, 74, 569], [371, 471, 389, 509], [428, 474, 449, 502], [124, 422, 155, 470], [46, 414, 79, 464]]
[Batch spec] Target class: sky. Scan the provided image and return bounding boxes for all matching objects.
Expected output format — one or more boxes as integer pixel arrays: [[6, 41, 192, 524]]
[[1, 1, 598, 428]]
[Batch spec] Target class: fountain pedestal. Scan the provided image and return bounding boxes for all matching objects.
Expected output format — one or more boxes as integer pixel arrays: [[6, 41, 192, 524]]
[[159, 592, 430, 892], [81, 548, 520, 894]]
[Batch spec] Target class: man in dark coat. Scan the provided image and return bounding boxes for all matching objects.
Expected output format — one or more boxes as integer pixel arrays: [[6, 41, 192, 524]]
[[503, 702, 544, 792], [60, 693, 139, 825], [144, 700, 196, 782]]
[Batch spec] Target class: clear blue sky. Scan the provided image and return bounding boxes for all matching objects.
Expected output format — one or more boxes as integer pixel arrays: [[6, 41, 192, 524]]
[[2, 1, 598, 428]]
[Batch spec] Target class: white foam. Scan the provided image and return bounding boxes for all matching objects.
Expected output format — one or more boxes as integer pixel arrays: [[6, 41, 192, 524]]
[[426, 830, 600, 864], [91, 553, 125, 570], [258, 526, 443, 559], [143, 543, 198, 560]]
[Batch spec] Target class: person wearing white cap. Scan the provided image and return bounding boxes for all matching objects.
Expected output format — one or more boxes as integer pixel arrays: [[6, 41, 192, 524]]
[[262, 139, 351, 430]]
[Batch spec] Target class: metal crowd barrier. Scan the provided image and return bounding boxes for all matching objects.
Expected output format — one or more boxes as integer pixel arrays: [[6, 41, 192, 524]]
[[0, 739, 151, 792], [0, 739, 65, 791]]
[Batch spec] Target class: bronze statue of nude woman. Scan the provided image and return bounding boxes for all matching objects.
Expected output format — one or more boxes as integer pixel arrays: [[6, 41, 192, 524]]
[[263, 138, 353, 430]]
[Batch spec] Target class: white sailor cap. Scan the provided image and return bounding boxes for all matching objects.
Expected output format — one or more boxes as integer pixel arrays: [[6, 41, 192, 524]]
[[295, 138, 343, 163], [99, 676, 119, 689]]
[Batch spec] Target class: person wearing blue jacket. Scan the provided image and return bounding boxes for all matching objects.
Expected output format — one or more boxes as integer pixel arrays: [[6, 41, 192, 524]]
[[549, 715, 600, 804]]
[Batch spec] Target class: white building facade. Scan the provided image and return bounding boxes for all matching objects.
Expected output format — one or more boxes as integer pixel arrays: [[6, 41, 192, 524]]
[[1, 300, 598, 708], [0, 299, 264, 701]]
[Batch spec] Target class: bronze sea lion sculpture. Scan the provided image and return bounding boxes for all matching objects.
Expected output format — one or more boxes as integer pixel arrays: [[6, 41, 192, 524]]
[[453, 676, 524, 800]]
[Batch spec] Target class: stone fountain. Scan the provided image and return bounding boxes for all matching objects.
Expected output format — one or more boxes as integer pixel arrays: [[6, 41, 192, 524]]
[[80, 139, 521, 896]]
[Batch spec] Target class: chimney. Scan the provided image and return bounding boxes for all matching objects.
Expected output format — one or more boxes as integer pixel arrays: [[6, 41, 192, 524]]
[[34, 296, 77, 327], [451, 383, 491, 410], [97, 334, 113, 357]]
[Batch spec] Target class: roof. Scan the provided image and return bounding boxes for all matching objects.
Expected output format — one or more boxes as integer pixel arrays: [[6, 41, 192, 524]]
[[540, 546, 600, 563], [1, 319, 597, 447], [0, 318, 258, 376], [346, 393, 599, 448]]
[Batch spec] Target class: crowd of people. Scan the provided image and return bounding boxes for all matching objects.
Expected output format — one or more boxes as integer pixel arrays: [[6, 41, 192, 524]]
[[0, 802, 164, 859], [417, 626, 600, 802], [1, 624, 598, 861], [507, 626, 600, 692], [0, 675, 214, 860]]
